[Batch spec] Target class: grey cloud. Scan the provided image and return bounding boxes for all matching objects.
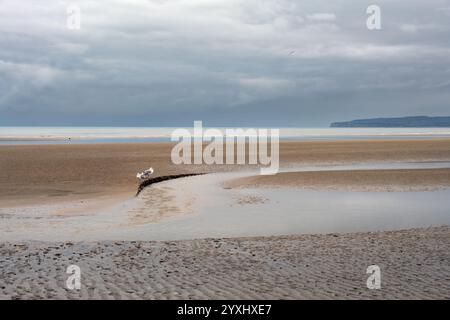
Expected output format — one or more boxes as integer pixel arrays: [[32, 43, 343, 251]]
[[0, 0, 449, 126]]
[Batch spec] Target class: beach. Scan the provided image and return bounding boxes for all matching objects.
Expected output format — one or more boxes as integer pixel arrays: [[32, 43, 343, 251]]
[[3, 0, 450, 304], [1, 139, 450, 299]]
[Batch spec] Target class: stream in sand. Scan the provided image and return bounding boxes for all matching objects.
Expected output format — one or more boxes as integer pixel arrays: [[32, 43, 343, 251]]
[[1, 161, 450, 241]]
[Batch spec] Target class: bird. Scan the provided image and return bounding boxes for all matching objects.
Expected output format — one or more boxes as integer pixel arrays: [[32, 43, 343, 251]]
[[136, 167, 154, 180]]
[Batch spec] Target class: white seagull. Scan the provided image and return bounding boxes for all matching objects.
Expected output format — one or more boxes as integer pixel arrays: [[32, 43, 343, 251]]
[[136, 167, 154, 180]]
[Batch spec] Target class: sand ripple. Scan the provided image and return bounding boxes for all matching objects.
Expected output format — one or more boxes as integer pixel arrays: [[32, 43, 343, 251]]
[[1, 226, 448, 300]]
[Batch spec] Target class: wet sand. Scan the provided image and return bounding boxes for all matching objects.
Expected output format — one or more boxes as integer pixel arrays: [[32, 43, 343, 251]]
[[224, 168, 450, 192], [1, 226, 448, 300]]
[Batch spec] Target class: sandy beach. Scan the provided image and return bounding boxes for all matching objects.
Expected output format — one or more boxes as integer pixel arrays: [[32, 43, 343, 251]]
[[1, 139, 450, 299]]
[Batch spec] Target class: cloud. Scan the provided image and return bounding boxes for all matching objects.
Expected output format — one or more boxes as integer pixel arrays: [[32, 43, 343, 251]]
[[0, 0, 449, 126], [53, 43, 89, 55], [400, 24, 418, 33], [238, 77, 293, 89], [0, 60, 64, 87], [306, 13, 336, 22]]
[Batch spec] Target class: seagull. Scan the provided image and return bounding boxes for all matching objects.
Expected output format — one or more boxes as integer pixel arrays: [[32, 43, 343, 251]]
[[136, 167, 154, 180]]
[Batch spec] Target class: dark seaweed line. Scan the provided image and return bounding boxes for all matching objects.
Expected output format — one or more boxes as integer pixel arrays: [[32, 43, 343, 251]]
[[136, 173, 206, 196]]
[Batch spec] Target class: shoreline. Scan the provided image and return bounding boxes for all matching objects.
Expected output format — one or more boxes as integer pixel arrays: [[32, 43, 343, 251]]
[[2, 167, 450, 242]]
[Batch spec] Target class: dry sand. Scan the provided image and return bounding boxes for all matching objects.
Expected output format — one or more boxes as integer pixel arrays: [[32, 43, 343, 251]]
[[2, 139, 450, 206], [0, 226, 448, 300], [224, 168, 450, 192]]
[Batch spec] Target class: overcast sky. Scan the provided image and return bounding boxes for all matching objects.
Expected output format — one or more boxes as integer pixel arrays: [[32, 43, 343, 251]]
[[0, 0, 449, 127]]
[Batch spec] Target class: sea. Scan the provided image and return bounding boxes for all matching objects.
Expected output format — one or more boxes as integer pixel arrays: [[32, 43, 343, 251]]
[[1, 126, 450, 145]]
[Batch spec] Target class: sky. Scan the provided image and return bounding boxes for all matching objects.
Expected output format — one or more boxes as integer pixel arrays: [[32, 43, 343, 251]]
[[0, 0, 449, 127]]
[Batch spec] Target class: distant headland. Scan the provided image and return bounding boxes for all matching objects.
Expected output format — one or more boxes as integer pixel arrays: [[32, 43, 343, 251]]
[[330, 116, 450, 128]]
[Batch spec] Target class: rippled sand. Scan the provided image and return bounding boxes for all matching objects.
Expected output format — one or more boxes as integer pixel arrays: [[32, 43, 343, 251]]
[[1, 226, 448, 300]]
